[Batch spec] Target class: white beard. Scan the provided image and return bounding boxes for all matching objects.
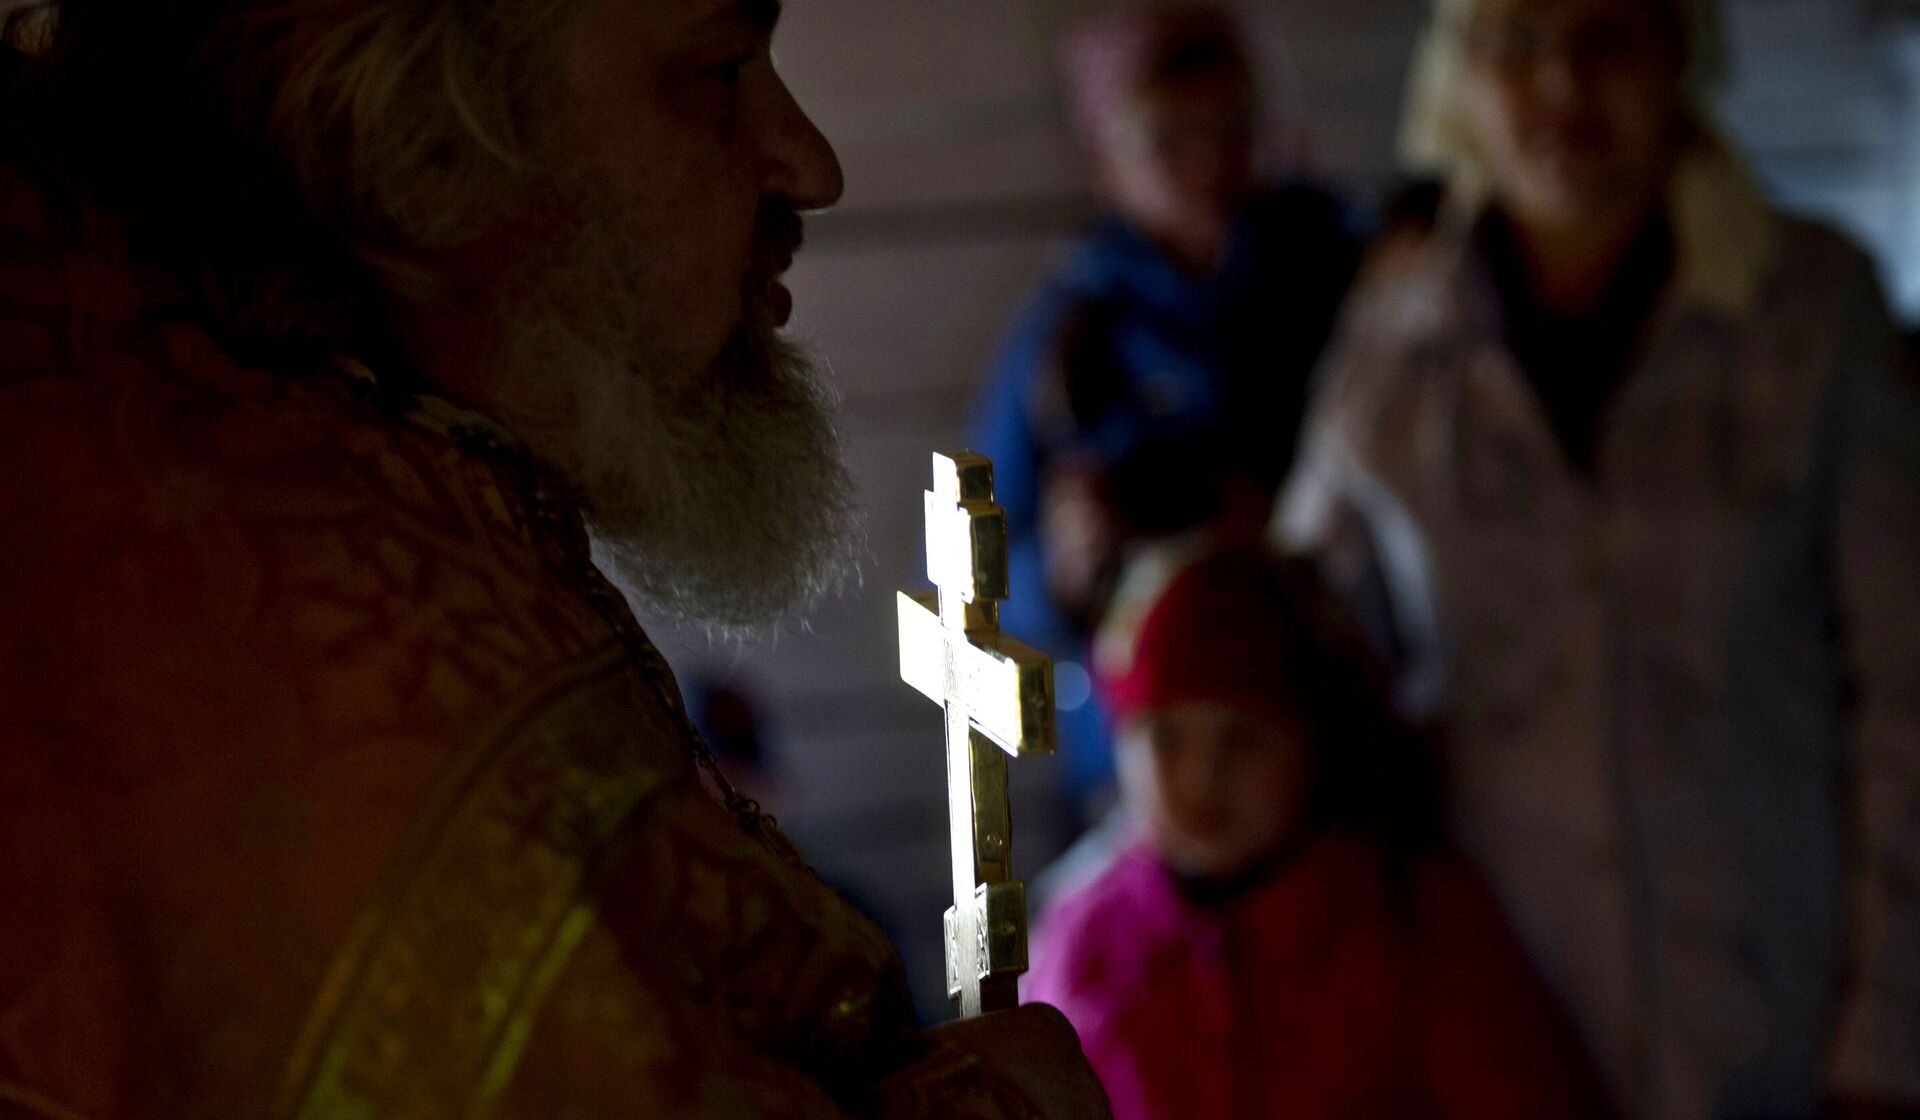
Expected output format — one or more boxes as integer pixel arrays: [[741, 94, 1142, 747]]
[[490, 188, 860, 636], [579, 328, 861, 635]]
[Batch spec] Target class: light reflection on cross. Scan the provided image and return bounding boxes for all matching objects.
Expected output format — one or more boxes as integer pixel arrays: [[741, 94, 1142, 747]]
[[897, 451, 1056, 1018]]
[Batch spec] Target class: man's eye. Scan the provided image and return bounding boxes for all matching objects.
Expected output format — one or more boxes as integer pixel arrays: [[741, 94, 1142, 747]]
[[712, 57, 749, 88]]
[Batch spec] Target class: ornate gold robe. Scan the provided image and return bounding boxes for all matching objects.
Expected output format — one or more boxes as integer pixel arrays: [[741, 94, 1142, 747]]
[[0, 171, 1032, 1118]]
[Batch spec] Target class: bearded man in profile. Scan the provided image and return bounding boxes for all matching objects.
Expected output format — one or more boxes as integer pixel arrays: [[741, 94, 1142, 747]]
[[0, 2, 1109, 1117]]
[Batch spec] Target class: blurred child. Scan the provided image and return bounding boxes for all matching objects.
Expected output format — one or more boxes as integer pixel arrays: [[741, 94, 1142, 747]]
[[1025, 544, 1608, 1120]]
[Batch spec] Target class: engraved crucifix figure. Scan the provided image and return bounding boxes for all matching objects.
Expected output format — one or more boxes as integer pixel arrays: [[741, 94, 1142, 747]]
[[897, 451, 1056, 1018]]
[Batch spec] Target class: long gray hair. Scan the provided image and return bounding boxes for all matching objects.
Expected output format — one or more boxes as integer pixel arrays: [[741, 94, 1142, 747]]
[[2, 0, 571, 368]]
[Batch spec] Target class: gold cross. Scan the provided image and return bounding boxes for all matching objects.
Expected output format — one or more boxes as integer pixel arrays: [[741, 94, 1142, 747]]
[[897, 452, 1056, 1018]]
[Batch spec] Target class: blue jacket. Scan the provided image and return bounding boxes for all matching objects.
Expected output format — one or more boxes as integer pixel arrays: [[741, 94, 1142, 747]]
[[972, 185, 1362, 798]]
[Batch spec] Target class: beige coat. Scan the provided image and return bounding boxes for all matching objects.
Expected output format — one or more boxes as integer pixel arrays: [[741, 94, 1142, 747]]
[[1277, 147, 1920, 1118]]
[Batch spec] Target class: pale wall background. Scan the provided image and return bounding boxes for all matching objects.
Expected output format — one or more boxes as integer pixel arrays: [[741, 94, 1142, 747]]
[[645, 0, 1920, 1021]]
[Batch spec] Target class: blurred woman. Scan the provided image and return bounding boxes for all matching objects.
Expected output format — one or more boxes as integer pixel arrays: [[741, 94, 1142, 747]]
[[1277, 1, 1920, 1116], [971, 4, 1361, 807], [1026, 544, 1606, 1120]]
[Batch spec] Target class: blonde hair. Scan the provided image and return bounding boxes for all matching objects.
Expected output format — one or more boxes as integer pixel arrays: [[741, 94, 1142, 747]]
[[1399, 0, 1724, 194], [1395, 0, 1775, 314]]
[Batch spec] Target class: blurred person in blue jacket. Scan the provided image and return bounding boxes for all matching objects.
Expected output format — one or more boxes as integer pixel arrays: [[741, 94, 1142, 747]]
[[971, 2, 1362, 809]]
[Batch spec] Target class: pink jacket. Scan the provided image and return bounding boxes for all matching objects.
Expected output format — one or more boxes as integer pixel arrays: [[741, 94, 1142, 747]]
[[1027, 835, 1606, 1120]]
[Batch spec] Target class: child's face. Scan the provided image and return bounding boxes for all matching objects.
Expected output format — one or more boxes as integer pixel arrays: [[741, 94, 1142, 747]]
[[1116, 701, 1312, 881]]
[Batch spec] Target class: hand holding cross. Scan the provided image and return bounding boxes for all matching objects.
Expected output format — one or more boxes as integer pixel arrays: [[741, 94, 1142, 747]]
[[897, 452, 1056, 1018]]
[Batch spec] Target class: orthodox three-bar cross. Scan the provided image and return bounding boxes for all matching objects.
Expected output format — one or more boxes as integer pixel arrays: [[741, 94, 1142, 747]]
[[897, 452, 1056, 1018]]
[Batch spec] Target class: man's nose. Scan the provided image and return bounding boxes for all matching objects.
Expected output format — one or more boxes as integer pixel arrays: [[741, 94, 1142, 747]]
[[763, 75, 845, 212]]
